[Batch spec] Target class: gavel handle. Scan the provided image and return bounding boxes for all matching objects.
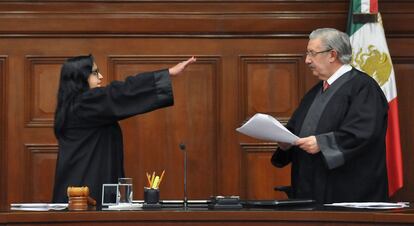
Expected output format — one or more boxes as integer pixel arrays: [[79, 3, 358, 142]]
[[87, 196, 97, 206]]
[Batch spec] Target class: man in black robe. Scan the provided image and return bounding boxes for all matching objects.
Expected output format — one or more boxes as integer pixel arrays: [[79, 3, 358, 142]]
[[271, 28, 389, 204], [52, 56, 196, 204]]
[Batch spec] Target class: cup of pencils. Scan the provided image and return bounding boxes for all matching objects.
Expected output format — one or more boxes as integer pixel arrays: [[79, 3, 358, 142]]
[[144, 170, 165, 204]]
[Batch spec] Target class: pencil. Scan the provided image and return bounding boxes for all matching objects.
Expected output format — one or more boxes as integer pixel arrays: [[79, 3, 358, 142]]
[[150, 171, 156, 187], [146, 172, 152, 187], [158, 170, 165, 188]]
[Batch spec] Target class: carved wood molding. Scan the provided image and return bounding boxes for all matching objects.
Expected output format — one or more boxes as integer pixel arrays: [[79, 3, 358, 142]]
[[24, 56, 67, 128], [239, 142, 278, 199], [1, 1, 413, 36], [0, 56, 8, 208], [23, 144, 58, 202], [238, 54, 304, 124], [0, 1, 346, 36]]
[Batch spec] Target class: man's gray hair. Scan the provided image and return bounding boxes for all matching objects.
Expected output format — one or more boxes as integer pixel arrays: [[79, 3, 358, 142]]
[[309, 28, 352, 64]]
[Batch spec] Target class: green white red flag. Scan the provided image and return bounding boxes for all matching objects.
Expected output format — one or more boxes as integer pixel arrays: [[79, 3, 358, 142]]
[[347, 0, 403, 196]]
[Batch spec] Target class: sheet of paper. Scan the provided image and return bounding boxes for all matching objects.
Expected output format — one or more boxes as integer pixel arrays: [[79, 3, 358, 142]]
[[10, 203, 68, 211], [102, 203, 143, 210], [236, 113, 299, 144], [324, 202, 410, 209]]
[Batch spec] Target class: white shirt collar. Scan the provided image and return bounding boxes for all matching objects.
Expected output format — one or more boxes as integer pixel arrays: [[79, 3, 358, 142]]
[[326, 64, 352, 85]]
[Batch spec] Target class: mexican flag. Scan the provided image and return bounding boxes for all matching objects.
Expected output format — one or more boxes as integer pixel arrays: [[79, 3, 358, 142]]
[[347, 0, 403, 196]]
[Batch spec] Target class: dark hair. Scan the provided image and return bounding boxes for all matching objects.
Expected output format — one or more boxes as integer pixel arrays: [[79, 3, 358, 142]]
[[54, 55, 94, 138]]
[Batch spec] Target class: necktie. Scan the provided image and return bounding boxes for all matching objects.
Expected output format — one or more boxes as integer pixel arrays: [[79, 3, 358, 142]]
[[323, 81, 330, 92]]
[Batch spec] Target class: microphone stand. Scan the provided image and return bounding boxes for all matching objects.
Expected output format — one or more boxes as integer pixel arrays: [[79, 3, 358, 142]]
[[179, 143, 188, 209]]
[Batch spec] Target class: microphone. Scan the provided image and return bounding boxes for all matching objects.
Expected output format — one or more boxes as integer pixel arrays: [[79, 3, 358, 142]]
[[179, 143, 186, 151], [179, 142, 188, 209]]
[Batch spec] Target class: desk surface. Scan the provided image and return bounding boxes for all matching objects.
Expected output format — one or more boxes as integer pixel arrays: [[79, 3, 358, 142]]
[[2, 206, 414, 225]]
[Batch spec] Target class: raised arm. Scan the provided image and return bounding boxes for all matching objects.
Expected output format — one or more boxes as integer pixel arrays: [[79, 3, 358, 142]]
[[168, 56, 197, 76]]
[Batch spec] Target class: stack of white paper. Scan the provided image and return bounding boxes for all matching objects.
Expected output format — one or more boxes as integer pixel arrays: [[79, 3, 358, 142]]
[[324, 202, 410, 209], [10, 203, 68, 211], [236, 113, 299, 144], [102, 203, 143, 210]]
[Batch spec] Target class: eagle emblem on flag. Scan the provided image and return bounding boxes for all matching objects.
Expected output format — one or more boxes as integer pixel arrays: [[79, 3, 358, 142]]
[[352, 45, 392, 86]]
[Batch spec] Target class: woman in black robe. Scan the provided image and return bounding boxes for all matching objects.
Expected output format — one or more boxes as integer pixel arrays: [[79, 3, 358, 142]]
[[52, 55, 196, 204]]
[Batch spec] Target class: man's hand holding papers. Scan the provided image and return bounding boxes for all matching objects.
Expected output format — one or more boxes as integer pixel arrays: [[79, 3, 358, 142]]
[[236, 113, 299, 144]]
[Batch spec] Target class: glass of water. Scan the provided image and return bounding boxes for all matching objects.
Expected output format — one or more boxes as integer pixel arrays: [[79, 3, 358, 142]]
[[118, 178, 133, 205]]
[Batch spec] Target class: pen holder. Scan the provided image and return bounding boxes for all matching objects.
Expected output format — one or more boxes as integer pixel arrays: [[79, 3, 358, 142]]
[[144, 188, 160, 204], [143, 188, 161, 209]]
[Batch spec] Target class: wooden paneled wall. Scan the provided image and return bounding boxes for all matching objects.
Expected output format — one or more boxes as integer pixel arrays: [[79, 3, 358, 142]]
[[1, 0, 414, 208]]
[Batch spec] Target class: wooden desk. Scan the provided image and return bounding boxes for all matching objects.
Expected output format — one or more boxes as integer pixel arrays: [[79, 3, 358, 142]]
[[1, 207, 414, 225]]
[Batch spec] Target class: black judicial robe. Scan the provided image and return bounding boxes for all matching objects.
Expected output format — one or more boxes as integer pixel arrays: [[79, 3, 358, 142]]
[[271, 68, 389, 204], [52, 69, 173, 204]]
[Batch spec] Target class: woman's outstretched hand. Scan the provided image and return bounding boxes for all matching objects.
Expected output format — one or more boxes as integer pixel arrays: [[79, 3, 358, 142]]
[[169, 56, 197, 76]]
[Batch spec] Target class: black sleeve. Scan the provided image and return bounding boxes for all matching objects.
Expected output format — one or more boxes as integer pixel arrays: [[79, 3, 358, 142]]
[[271, 148, 292, 168], [74, 69, 174, 123]]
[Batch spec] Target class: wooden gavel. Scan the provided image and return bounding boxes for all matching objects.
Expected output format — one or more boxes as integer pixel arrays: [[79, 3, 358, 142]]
[[67, 186, 97, 206]]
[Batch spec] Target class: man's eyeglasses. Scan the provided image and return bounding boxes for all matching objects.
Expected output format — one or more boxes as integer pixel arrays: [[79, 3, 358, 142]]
[[305, 49, 333, 57], [91, 68, 100, 76]]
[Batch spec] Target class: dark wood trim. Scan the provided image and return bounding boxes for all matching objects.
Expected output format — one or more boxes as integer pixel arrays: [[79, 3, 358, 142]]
[[2, 208, 414, 225], [0, 56, 8, 209], [0, 1, 413, 37]]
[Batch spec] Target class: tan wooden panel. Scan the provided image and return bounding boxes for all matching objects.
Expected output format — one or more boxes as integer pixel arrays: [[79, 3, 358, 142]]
[[24, 56, 66, 127], [110, 56, 220, 200], [241, 144, 291, 200], [24, 145, 58, 202], [240, 55, 303, 118]]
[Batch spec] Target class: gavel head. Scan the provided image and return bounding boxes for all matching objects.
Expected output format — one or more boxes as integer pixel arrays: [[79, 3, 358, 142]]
[[67, 186, 90, 197]]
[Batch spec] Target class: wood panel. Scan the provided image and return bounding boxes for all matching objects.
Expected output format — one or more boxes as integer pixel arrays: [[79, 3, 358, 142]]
[[240, 143, 291, 200], [0, 1, 412, 37], [239, 55, 304, 120], [24, 56, 66, 127], [23, 144, 58, 202], [1, 37, 308, 206], [0, 0, 414, 208], [109, 56, 220, 200], [0, 56, 8, 209], [0, 1, 349, 35], [238, 55, 301, 199]]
